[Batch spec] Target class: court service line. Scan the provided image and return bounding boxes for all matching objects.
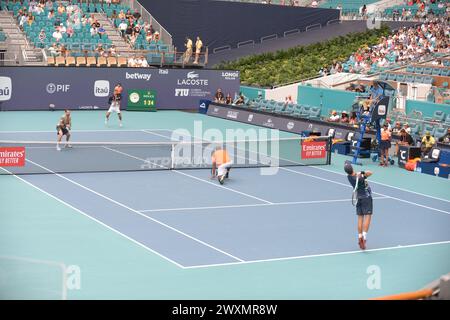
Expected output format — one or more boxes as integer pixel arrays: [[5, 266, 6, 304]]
[[141, 129, 176, 141], [183, 240, 450, 269], [138, 197, 389, 213], [280, 167, 450, 215], [102, 146, 273, 205], [24, 159, 245, 263], [0, 167, 185, 269]]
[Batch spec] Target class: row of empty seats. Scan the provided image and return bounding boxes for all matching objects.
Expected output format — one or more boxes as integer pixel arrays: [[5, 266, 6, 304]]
[[47, 55, 127, 67], [379, 72, 435, 84], [246, 99, 322, 120], [405, 65, 450, 77]]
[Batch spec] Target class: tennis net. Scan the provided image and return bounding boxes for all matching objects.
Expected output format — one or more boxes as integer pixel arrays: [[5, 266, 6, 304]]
[[0, 136, 332, 175]]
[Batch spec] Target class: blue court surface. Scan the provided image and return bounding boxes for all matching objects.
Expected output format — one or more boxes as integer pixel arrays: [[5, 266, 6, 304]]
[[1, 112, 449, 299]]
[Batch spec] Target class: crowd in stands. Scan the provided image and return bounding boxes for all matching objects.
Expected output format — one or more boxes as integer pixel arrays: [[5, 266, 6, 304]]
[[318, 19, 450, 76], [385, 0, 449, 21], [214, 88, 246, 106]]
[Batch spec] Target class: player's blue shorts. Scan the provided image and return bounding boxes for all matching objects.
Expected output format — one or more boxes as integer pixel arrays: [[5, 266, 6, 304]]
[[356, 197, 373, 216]]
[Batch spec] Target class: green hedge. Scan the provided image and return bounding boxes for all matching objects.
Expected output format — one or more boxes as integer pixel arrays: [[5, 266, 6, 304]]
[[216, 25, 390, 87]]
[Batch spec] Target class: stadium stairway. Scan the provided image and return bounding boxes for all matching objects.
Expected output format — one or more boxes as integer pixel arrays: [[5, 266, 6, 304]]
[[91, 12, 131, 56], [0, 11, 44, 65]]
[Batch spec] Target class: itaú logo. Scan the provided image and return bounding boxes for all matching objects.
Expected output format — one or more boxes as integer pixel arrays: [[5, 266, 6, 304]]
[[0, 77, 12, 101]]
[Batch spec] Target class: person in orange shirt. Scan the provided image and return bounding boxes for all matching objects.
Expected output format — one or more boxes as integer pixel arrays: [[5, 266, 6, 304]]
[[379, 123, 392, 166], [211, 147, 233, 185]]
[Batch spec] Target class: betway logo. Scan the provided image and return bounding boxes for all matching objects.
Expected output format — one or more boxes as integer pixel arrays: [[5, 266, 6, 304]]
[[187, 71, 199, 79], [125, 72, 152, 81]]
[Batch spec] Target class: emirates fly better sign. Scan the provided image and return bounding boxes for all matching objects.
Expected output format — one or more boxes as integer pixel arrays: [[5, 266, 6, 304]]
[[301, 140, 327, 159], [0, 147, 26, 167]]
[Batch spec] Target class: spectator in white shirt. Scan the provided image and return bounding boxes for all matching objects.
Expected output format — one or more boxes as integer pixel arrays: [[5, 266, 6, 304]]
[[52, 29, 62, 42]]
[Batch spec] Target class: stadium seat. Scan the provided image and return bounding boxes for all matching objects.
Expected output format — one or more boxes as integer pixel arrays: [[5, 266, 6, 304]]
[[309, 107, 321, 120], [441, 69, 450, 77], [379, 73, 388, 81], [422, 76, 434, 85], [281, 104, 295, 115], [86, 56, 97, 67], [414, 66, 424, 74], [431, 68, 442, 76], [273, 102, 285, 114], [107, 57, 117, 67], [406, 65, 415, 73], [432, 110, 446, 123], [65, 56, 76, 67], [423, 67, 433, 75], [300, 105, 311, 118], [396, 74, 406, 82], [414, 75, 424, 83], [76, 56, 86, 67], [444, 114, 450, 127], [405, 75, 415, 83], [117, 57, 127, 67], [292, 105, 303, 117], [422, 124, 436, 137], [55, 56, 65, 66], [387, 73, 397, 81], [97, 56, 107, 67]]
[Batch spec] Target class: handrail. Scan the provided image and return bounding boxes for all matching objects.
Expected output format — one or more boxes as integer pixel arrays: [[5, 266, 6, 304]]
[[260, 34, 277, 42], [326, 19, 341, 25], [283, 29, 300, 37], [306, 23, 322, 32], [237, 40, 255, 48], [213, 45, 231, 54]]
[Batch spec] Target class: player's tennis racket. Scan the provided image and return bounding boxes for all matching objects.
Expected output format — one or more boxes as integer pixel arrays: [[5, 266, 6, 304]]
[[352, 173, 359, 206]]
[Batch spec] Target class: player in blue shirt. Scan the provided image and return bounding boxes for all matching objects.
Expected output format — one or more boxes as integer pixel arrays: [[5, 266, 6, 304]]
[[344, 161, 373, 250]]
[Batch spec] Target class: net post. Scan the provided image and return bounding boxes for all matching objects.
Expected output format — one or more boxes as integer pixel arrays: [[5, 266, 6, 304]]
[[170, 143, 175, 169], [327, 136, 333, 165]]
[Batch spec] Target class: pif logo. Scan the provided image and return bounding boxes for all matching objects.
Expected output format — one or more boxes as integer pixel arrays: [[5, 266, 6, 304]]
[[0, 147, 25, 167], [0, 77, 12, 101], [94, 80, 110, 97], [175, 89, 189, 97]]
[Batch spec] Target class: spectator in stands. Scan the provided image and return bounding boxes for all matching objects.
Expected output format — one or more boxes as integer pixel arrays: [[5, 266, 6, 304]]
[[38, 29, 46, 48], [109, 45, 117, 57], [128, 56, 137, 67], [214, 88, 225, 103], [194, 36, 203, 64], [145, 30, 153, 43], [125, 24, 133, 38], [403, 123, 411, 134], [149, 24, 155, 35], [118, 20, 127, 38], [48, 43, 59, 56], [284, 95, 293, 106], [57, 3, 65, 15], [45, 0, 53, 11], [105, 0, 112, 8], [98, 25, 106, 39], [59, 23, 66, 34], [26, 12, 34, 26], [341, 111, 349, 123], [392, 121, 402, 135], [59, 44, 68, 58], [81, 14, 88, 26], [349, 112, 358, 127], [311, 0, 318, 8], [139, 56, 149, 68], [118, 10, 126, 20], [125, 9, 133, 20], [235, 93, 245, 105], [111, 10, 118, 19], [132, 9, 141, 20], [225, 94, 232, 105], [52, 28, 62, 42], [95, 43, 104, 56], [379, 123, 392, 166], [184, 36, 193, 64], [328, 110, 340, 122], [90, 25, 98, 37], [420, 131, 436, 155], [438, 128, 450, 144], [66, 25, 74, 38], [153, 31, 160, 42]]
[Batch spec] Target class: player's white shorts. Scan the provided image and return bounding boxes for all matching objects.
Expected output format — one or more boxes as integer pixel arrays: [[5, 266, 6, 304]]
[[218, 161, 233, 176], [108, 102, 121, 114]]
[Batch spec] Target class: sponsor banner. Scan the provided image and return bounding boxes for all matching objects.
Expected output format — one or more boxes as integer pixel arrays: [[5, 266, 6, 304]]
[[0, 147, 25, 167], [207, 104, 363, 139], [301, 140, 327, 159], [0, 67, 240, 110]]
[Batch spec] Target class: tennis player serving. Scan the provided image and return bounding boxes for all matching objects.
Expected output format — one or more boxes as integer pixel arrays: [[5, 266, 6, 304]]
[[56, 109, 72, 151], [105, 83, 123, 127], [211, 146, 233, 185], [344, 161, 373, 250]]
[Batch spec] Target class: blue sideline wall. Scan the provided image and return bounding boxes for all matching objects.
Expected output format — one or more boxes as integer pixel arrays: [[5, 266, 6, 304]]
[[405, 100, 450, 119], [297, 85, 359, 116], [240, 86, 266, 100], [139, 0, 339, 51]]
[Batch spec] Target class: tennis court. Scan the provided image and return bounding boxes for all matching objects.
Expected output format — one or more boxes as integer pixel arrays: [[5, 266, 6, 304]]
[[1, 110, 449, 299]]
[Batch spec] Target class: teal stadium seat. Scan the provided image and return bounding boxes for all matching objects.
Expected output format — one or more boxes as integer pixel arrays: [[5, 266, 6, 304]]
[[432, 110, 446, 123]]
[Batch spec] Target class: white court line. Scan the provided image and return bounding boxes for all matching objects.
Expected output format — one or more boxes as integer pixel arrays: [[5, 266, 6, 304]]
[[280, 167, 450, 215], [138, 197, 389, 213], [141, 129, 175, 141], [24, 158, 245, 263], [0, 167, 185, 269], [183, 240, 450, 269], [103, 146, 273, 205]]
